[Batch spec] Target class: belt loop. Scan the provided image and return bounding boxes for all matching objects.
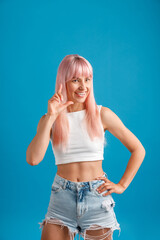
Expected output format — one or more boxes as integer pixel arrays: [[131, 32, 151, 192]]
[[62, 179, 67, 190], [89, 181, 93, 191]]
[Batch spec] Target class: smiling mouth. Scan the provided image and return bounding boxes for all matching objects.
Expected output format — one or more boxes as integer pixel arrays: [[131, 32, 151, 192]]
[[75, 92, 86, 97]]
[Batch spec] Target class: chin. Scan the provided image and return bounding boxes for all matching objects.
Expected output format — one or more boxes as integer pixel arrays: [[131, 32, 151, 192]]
[[75, 97, 86, 102]]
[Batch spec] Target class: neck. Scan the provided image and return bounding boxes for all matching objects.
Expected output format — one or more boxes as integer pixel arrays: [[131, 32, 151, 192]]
[[67, 103, 86, 113]]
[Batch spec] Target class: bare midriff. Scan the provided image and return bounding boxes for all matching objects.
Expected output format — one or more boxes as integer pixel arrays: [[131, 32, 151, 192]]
[[57, 160, 104, 182]]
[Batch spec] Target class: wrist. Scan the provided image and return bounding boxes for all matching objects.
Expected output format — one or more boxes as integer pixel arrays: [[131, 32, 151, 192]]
[[118, 182, 127, 190], [45, 113, 57, 123]]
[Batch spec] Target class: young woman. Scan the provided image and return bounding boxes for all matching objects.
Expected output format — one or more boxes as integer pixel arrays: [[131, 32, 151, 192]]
[[26, 54, 146, 240]]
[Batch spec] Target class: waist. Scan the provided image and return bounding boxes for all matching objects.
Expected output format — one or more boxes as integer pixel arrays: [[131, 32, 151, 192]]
[[57, 159, 103, 182], [54, 171, 108, 187]]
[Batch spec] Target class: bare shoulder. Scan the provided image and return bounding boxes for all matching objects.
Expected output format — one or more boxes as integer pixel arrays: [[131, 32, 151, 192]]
[[100, 105, 145, 153], [100, 106, 112, 131], [100, 106, 124, 132]]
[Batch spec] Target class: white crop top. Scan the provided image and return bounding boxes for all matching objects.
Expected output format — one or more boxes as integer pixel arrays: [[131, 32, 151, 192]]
[[50, 105, 106, 165]]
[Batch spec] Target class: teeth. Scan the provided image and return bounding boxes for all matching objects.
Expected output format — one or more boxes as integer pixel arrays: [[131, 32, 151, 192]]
[[76, 92, 85, 96]]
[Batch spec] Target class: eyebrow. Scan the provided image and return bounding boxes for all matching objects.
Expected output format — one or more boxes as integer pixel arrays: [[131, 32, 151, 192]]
[[72, 77, 90, 79]]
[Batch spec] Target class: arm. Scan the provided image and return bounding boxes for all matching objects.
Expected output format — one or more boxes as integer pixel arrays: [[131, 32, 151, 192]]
[[26, 114, 56, 166], [101, 106, 146, 191]]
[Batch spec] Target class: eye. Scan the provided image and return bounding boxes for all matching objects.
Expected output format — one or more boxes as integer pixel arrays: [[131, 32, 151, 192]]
[[72, 78, 90, 82]]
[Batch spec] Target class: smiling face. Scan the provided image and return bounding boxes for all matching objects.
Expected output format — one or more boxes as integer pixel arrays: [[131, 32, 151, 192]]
[[66, 76, 92, 104]]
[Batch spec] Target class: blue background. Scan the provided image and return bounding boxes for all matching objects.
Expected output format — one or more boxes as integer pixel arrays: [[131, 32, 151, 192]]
[[0, 0, 159, 239]]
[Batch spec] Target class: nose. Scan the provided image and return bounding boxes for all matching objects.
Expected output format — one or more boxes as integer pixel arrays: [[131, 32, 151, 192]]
[[79, 81, 86, 90]]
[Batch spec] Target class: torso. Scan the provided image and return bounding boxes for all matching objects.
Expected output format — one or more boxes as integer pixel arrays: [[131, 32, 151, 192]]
[[57, 106, 107, 182], [57, 160, 104, 182]]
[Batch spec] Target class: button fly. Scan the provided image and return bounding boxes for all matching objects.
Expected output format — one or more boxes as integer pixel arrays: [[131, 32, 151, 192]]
[[77, 184, 84, 188]]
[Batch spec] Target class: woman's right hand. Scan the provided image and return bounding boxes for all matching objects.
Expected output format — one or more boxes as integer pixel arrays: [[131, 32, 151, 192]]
[[47, 83, 74, 118]]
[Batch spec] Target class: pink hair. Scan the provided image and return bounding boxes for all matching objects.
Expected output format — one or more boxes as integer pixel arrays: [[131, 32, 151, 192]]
[[51, 54, 106, 152]]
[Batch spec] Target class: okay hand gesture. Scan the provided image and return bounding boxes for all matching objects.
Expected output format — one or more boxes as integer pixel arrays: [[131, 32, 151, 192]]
[[47, 83, 74, 118]]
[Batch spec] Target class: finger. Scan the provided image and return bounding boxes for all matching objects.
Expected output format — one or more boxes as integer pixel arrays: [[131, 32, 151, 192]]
[[58, 93, 63, 101], [58, 83, 62, 94], [95, 177, 109, 182], [50, 98, 59, 103], [66, 101, 74, 106], [50, 84, 62, 99], [95, 177, 109, 181], [102, 190, 113, 197], [62, 101, 74, 109], [96, 183, 106, 191], [53, 93, 61, 102], [50, 93, 60, 101], [95, 176, 107, 179], [97, 186, 112, 195], [97, 183, 111, 191], [51, 97, 60, 103], [51, 95, 60, 101], [54, 92, 63, 102]]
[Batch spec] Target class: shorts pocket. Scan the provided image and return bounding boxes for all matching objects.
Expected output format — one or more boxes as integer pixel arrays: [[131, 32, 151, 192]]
[[51, 182, 63, 193], [92, 181, 110, 197]]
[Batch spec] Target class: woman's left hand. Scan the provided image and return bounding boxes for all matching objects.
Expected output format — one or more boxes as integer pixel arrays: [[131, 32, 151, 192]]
[[95, 176, 126, 196]]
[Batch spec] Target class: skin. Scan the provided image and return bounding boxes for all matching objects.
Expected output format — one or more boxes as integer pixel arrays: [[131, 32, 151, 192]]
[[53, 76, 145, 195], [65, 75, 91, 112], [56, 76, 106, 183], [57, 76, 106, 183], [41, 75, 145, 239]]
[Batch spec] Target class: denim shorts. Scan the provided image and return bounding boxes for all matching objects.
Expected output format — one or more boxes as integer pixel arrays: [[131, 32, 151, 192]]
[[39, 172, 121, 240]]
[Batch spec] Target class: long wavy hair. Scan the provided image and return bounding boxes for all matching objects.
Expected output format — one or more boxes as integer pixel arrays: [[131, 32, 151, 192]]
[[51, 54, 107, 152]]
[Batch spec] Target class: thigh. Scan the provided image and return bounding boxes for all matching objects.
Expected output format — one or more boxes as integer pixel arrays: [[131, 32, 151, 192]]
[[85, 227, 113, 240], [41, 222, 76, 240]]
